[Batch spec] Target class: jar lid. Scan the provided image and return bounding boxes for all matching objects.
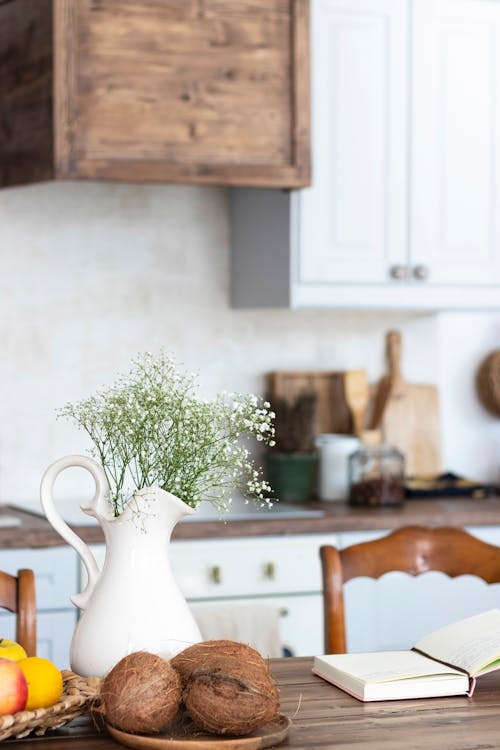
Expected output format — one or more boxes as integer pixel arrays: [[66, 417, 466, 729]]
[[350, 443, 405, 460]]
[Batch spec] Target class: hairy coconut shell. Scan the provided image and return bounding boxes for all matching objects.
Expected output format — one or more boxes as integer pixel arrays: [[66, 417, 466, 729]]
[[183, 654, 280, 736], [171, 640, 268, 685], [101, 651, 182, 734]]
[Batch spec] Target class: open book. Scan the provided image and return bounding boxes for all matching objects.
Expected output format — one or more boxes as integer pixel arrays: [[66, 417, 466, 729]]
[[313, 609, 500, 702]]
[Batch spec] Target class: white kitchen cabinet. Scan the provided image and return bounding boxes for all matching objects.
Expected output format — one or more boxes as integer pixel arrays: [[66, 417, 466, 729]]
[[411, 0, 500, 287], [9, 523, 500, 666], [0, 547, 78, 669], [231, 0, 500, 310], [299, 0, 408, 287], [86, 534, 339, 658]]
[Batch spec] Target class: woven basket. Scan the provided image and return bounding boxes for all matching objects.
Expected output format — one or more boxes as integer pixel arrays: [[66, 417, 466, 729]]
[[0, 669, 101, 741]]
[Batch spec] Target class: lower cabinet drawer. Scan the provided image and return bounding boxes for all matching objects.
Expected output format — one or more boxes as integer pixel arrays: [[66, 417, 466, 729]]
[[86, 534, 338, 599], [170, 534, 339, 599]]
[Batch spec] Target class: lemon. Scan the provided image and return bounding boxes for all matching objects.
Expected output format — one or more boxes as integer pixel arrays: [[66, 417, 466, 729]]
[[17, 657, 63, 710]]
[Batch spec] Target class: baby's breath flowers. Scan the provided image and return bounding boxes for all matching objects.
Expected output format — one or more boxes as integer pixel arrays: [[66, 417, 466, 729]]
[[57, 352, 276, 517]]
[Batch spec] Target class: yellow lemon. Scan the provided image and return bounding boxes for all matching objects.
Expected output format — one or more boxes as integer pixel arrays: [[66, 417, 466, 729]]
[[17, 657, 63, 710]]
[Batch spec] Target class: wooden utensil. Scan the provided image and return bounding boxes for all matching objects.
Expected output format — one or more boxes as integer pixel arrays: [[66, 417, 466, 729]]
[[378, 330, 441, 476], [370, 331, 400, 429], [343, 370, 370, 436]]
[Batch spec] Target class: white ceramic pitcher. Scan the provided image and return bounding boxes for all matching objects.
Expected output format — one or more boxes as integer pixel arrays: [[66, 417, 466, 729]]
[[40, 455, 202, 677]]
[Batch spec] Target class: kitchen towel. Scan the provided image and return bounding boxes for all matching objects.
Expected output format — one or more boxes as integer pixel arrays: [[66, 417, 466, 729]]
[[191, 603, 283, 658]]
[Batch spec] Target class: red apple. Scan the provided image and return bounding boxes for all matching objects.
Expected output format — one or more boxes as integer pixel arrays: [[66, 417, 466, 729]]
[[0, 657, 28, 715]]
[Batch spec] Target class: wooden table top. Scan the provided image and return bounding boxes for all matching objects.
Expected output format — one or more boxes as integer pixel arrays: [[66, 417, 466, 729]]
[[6, 657, 500, 750]]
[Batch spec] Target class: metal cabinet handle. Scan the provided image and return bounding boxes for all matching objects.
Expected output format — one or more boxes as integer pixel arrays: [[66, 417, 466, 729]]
[[389, 264, 409, 280], [413, 264, 430, 281], [209, 565, 221, 584], [264, 561, 276, 580]]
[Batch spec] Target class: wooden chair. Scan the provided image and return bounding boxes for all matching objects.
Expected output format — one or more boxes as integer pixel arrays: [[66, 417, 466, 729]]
[[0, 569, 37, 656], [320, 525, 500, 654]]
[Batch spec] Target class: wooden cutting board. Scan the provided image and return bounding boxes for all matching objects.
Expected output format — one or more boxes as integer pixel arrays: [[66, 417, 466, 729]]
[[266, 370, 367, 436], [377, 331, 441, 477]]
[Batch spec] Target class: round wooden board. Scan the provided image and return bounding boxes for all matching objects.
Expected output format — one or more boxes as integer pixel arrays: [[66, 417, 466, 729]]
[[106, 714, 291, 750]]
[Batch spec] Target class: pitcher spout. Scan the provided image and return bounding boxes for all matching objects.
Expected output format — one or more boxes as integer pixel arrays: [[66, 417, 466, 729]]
[[119, 486, 197, 535]]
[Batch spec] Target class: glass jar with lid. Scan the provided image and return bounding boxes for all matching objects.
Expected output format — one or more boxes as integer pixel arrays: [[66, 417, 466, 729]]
[[348, 431, 405, 507]]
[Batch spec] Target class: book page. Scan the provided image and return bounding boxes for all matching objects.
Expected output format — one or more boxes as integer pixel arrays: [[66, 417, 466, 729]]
[[316, 650, 463, 684], [415, 609, 500, 676]]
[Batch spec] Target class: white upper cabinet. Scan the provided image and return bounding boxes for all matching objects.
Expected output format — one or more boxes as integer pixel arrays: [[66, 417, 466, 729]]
[[411, 0, 500, 286], [231, 0, 500, 310], [299, 0, 408, 286]]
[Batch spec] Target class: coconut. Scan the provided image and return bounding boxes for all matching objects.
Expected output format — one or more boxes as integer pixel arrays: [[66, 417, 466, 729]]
[[183, 654, 280, 736], [171, 639, 268, 685], [100, 651, 182, 734]]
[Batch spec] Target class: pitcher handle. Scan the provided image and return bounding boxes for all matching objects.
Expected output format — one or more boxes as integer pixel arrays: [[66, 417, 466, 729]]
[[40, 455, 109, 610]]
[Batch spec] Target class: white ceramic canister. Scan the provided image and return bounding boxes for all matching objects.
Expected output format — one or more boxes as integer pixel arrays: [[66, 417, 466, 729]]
[[315, 434, 361, 501]]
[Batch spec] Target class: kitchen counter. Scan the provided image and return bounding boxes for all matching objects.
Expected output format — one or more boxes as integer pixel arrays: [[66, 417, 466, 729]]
[[1, 496, 500, 549]]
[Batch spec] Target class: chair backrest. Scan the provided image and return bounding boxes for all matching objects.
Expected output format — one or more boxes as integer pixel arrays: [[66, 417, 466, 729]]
[[320, 525, 500, 654], [0, 569, 37, 656]]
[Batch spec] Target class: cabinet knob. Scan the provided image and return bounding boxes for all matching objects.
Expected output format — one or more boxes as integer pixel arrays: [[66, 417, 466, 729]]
[[264, 561, 276, 580], [413, 264, 430, 281], [389, 264, 408, 280], [209, 565, 221, 584]]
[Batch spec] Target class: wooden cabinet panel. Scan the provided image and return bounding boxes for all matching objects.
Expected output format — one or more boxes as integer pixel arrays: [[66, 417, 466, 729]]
[[1, 0, 310, 188], [0, 0, 54, 187]]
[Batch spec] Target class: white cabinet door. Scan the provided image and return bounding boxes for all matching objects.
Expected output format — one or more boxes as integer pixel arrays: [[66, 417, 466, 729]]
[[411, 0, 500, 286], [298, 0, 408, 285], [231, 0, 500, 310]]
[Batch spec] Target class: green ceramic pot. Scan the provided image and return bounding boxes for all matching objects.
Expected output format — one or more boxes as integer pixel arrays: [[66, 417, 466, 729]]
[[265, 452, 316, 503]]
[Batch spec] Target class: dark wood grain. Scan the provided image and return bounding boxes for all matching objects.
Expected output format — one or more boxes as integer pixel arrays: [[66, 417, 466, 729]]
[[2, 497, 500, 548], [7, 658, 500, 749], [0, 0, 53, 187]]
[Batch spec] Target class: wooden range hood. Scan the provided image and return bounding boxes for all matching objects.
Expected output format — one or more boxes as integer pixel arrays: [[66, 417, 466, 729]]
[[0, 0, 310, 189]]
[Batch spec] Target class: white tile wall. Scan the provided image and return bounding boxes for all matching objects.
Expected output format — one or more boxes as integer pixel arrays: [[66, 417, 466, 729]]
[[0, 182, 498, 503]]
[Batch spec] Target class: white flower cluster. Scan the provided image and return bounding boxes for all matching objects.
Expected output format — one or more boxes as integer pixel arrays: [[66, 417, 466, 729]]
[[58, 352, 276, 517]]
